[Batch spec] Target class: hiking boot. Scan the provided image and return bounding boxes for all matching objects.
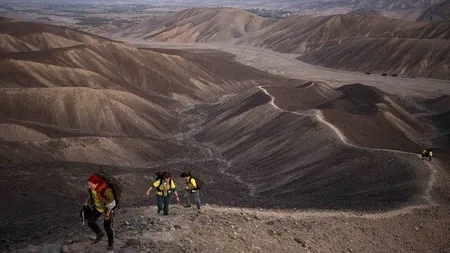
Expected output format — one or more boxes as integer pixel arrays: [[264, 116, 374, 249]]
[[107, 244, 114, 252], [184, 205, 191, 208], [93, 232, 104, 244]]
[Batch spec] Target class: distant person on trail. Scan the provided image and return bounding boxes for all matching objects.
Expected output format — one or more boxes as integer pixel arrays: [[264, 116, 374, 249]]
[[146, 171, 180, 215], [421, 148, 433, 161], [180, 172, 201, 210], [84, 173, 116, 251]]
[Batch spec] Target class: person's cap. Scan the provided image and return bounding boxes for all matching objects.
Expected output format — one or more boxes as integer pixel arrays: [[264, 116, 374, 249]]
[[180, 172, 189, 177], [88, 174, 102, 184]]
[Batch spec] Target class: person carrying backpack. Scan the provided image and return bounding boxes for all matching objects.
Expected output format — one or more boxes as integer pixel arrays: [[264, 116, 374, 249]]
[[421, 148, 433, 161], [180, 172, 202, 210], [146, 171, 179, 215], [83, 173, 117, 251]]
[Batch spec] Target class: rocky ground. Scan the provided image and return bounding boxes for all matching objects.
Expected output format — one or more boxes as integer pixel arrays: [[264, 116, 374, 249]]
[[6, 198, 450, 253]]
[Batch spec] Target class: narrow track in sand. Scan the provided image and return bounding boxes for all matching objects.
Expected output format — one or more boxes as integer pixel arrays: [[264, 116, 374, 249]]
[[257, 86, 439, 218]]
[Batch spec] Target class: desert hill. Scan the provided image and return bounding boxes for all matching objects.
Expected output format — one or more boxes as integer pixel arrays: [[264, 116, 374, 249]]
[[418, 0, 450, 21], [241, 13, 450, 79], [0, 17, 108, 44], [0, 14, 447, 253], [0, 88, 181, 136], [195, 83, 429, 210], [121, 8, 450, 79], [298, 37, 450, 79], [241, 14, 449, 53], [0, 43, 286, 100], [120, 8, 277, 43]]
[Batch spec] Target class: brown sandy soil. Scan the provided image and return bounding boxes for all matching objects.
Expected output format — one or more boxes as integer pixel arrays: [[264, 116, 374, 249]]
[[1, 17, 449, 253], [6, 201, 450, 253]]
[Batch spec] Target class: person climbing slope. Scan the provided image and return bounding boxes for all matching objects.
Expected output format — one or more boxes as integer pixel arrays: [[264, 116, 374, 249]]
[[146, 171, 180, 215]]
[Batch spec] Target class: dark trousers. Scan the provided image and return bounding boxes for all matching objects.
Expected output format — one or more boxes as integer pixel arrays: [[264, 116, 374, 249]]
[[421, 154, 432, 161], [184, 190, 201, 209], [157, 194, 171, 215], [87, 208, 113, 246]]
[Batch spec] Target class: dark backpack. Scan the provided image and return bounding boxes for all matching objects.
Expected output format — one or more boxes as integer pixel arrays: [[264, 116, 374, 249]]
[[187, 170, 204, 190], [187, 170, 205, 190], [191, 177, 204, 190], [93, 170, 123, 209], [155, 171, 164, 181]]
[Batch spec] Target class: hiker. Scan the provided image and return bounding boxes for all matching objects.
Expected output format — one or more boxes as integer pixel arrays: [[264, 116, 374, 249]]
[[180, 172, 201, 210], [421, 148, 433, 161], [146, 171, 180, 215], [84, 174, 116, 251]]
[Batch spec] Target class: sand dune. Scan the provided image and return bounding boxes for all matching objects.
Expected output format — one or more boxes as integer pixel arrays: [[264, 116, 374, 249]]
[[0, 33, 38, 53], [122, 8, 277, 43], [20, 32, 81, 50], [0, 88, 183, 137], [196, 86, 429, 210]]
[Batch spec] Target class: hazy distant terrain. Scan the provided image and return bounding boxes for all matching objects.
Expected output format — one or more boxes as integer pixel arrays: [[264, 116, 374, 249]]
[[116, 7, 450, 79]]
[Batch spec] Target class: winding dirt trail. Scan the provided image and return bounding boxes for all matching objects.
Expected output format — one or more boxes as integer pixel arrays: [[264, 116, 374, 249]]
[[257, 86, 439, 217]]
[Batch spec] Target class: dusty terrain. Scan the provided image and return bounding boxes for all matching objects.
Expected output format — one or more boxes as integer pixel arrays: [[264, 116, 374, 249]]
[[7, 203, 450, 253], [114, 7, 450, 80], [113, 39, 450, 98], [1, 12, 450, 253]]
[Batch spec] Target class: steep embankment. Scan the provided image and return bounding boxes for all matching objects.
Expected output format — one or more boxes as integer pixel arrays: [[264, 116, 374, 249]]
[[196, 83, 430, 211]]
